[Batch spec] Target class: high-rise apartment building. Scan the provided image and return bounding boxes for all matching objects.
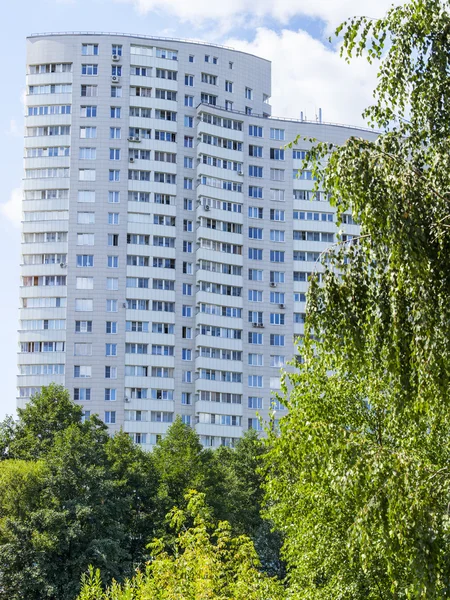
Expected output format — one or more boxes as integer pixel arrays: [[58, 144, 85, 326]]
[[18, 33, 370, 448]]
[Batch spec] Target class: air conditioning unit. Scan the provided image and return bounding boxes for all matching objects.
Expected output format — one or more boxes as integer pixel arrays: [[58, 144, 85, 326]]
[[59, 262, 67, 268], [237, 171, 244, 176], [252, 322, 258, 327], [122, 302, 127, 308], [279, 303, 285, 309], [270, 282, 277, 287], [129, 157, 135, 163], [257, 323, 264, 328], [204, 205, 210, 211], [127, 136, 140, 142], [111, 75, 120, 84], [124, 397, 130, 403], [112, 54, 120, 62]]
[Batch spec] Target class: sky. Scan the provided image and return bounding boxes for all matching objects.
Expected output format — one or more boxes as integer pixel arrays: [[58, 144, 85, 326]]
[[0, 0, 397, 420]]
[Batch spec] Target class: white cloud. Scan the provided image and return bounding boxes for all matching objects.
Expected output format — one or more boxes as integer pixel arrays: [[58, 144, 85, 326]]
[[117, 0, 399, 30], [226, 27, 378, 128], [1, 188, 22, 227]]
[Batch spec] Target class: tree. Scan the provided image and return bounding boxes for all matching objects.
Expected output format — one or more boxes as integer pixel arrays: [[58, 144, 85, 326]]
[[215, 431, 285, 578], [77, 491, 286, 600], [0, 387, 160, 600], [9, 384, 83, 460], [152, 417, 229, 524], [263, 0, 450, 597]]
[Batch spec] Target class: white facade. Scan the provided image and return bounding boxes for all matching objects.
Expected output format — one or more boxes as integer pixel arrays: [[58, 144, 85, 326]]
[[18, 33, 370, 449]]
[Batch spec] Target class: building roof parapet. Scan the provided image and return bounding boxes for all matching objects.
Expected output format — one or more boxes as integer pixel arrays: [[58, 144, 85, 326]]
[[196, 103, 378, 135], [27, 32, 270, 61]]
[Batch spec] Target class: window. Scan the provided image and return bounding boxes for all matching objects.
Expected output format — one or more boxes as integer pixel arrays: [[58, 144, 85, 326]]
[[112, 44, 122, 56], [105, 388, 117, 401], [75, 298, 93, 311], [76, 277, 93, 289], [248, 248, 263, 260], [108, 191, 120, 204], [270, 148, 285, 160], [104, 411, 116, 424], [111, 86, 122, 98], [270, 230, 285, 242], [184, 115, 193, 127], [248, 269, 263, 281], [106, 321, 117, 334], [248, 332, 263, 345], [249, 125, 263, 137], [79, 147, 96, 160], [271, 189, 285, 202], [105, 366, 117, 379], [270, 334, 285, 346], [106, 299, 118, 312], [248, 227, 263, 240], [200, 93, 217, 105], [181, 392, 191, 405], [270, 250, 285, 263], [225, 100, 233, 111], [107, 256, 118, 268], [80, 126, 97, 138], [189, 55, 194, 62], [184, 136, 193, 148], [81, 64, 98, 75], [182, 305, 192, 317], [80, 105, 97, 117], [248, 290, 263, 302], [109, 148, 120, 160], [270, 128, 285, 141], [201, 73, 217, 85], [270, 209, 285, 221], [184, 178, 193, 190], [108, 212, 119, 225], [107, 233, 119, 246], [74, 343, 92, 356], [106, 277, 118, 290], [248, 375, 263, 387], [185, 74, 194, 86], [109, 170, 120, 181], [82, 44, 98, 56], [248, 206, 263, 219], [182, 283, 192, 296], [248, 186, 263, 199], [74, 388, 91, 401], [248, 418, 263, 431], [75, 320, 92, 332], [270, 313, 285, 325], [270, 168, 285, 181], [105, 343, 117, 356], [74, 366, 91, 378], [248, 396, 263, 409], [76, 254, 94, 267], [182, 348, 192, 361], [245, 87, 253, 100], [249, 165, 263, 178], [270, 291, 285, 304], [225, 80, 233, 93], [81, 85, 97, 97], [110, 107, 121, 118]]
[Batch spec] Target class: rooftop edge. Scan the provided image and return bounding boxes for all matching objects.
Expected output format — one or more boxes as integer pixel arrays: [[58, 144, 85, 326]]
[[27, 32, 271, 63]]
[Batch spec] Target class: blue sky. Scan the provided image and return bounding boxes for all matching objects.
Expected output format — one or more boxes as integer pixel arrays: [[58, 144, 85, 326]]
[[0, 0, 394, 420]]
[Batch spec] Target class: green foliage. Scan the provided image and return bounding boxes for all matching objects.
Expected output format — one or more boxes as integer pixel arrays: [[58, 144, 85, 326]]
[[0, 389, 279, 598], [0, 387, 160, 600], [77, 491, 286, 600], [10, 383, 83, 459], [264, 0, 450, 598]]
